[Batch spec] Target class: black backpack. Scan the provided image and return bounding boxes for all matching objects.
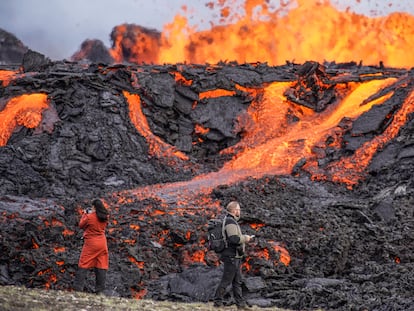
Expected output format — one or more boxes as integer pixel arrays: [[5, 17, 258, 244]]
[[207, 216, 227, 253]]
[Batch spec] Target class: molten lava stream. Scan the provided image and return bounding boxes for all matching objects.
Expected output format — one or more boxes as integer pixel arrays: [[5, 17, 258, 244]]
[[120, 78, 398, 203], [0, 94, 49, 146], [123, 91, 188, 163], [217, 78, 397, 182], [0, 70, 17, 86], [314, 87, 414, 187]]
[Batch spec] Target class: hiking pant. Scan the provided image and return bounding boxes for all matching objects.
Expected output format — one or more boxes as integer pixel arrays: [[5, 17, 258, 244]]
[[73, 267, 107, 294], [95, 267, 107, 294], [214, 257, 244, 306], [73, 267, 87, 292]]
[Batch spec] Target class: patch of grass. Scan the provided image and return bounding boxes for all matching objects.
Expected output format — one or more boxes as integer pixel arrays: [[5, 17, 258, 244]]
[[0, 285, 294, 310]]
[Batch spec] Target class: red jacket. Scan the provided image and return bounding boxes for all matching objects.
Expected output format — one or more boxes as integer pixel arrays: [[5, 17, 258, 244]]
[[78, 212, 109, 269]]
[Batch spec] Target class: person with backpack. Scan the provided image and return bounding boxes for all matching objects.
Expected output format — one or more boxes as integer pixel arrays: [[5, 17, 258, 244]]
[[213, 201, 254, 309], [73, 198, 109, 294]]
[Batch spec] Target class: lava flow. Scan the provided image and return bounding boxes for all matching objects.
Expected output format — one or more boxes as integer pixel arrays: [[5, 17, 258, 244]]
[[120, 71, 406, 201], [1, 0, 414, 309], [0, 62, 411, 295], [0, 93, 49, 146]]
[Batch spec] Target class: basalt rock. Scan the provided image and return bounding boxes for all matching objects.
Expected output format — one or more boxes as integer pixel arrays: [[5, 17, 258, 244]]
[[0, 60, 414, 311], [0, 28, 28, 65]]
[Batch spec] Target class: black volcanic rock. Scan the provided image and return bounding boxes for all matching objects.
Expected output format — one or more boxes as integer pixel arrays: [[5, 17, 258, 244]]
[[1, 60, 414, 311], [0, 28, 28, 64], [21, 49, 51, 72], [0, 61, 264, 199]]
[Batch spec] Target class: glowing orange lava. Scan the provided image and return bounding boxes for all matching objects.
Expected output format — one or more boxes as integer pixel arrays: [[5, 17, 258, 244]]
[[2, 1, 413, 287], [218, 78, 398, 185], [0, 94, 49, 146], [108, 0, 414, 68], [123, 91, 189, 163], [0, 70, 17, 86], [308, 88, 414, 187]]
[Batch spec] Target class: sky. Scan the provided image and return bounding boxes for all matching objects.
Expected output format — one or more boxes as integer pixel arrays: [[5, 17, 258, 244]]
[[1, 0, 414, 61]]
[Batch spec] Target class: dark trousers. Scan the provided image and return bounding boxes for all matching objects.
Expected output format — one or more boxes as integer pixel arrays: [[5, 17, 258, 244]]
[[214, 257, 244, 306], [73, 267, 107, 294], [73, 268, 87, 292], [94, 268, 107, 294]]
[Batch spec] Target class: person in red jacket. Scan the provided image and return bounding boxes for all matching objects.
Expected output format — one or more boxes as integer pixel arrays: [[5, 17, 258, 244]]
[[73, 198, 109, 294]]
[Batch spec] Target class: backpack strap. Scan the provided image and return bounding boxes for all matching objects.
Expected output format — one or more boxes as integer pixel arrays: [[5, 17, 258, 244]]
[[222, 216, 228, 248]]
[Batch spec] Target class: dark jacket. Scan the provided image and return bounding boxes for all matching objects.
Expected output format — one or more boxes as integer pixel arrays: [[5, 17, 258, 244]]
[[221, 214, 248, 258]]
